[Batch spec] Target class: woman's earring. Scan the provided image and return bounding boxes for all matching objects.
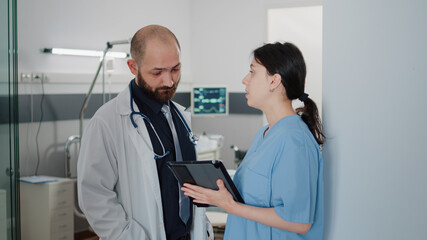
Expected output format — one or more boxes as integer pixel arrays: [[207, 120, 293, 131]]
[[269, 88, 274, 92]]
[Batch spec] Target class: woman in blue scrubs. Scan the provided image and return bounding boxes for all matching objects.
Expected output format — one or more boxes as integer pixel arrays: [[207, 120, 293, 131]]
[[182, 42, 325, 239]]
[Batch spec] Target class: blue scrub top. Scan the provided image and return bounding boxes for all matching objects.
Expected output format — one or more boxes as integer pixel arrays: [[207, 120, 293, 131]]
[[224, 115, 324, 240]]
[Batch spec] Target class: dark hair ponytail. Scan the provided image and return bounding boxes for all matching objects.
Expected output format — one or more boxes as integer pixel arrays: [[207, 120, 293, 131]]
[[253, 42, 325, 145], [296, 98, 325, 145]]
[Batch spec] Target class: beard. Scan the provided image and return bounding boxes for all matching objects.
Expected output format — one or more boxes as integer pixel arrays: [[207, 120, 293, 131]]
[[136, 70, 180, 103]]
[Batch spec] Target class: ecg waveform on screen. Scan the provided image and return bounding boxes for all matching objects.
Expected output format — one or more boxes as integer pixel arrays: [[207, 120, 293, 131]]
[[193, 87, 227, 115]]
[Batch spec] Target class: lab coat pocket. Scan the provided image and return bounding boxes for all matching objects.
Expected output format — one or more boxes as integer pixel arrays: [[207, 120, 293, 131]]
[[239, 167, 270, 207]]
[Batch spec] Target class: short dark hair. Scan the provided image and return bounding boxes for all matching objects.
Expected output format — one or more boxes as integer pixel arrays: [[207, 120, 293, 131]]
[[130, 25, 181, 63]]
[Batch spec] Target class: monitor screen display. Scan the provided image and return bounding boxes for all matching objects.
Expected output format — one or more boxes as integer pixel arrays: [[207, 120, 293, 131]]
[[192, 86, 228, 116]]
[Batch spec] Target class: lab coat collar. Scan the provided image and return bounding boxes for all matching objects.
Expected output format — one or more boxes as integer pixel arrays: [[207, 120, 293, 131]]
[[116, 81, 134, 116]]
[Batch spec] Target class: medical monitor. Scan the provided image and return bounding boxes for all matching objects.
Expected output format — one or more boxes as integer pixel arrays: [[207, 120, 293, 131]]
[[191, 86, 228, 116]]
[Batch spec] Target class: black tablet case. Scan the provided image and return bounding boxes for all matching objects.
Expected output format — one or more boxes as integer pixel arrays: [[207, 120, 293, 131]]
[[167, 160, 244, 207]]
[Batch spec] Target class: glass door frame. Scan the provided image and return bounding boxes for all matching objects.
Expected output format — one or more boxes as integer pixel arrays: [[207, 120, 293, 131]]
[[7, 0, 20, 238]]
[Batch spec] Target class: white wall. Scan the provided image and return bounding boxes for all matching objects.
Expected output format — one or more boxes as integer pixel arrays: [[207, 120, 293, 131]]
[[189, 0, 269, 164], [18, 0, 193, 94], [18, 0, 192, 75], [268, 6, 322, 115], [323, 0, 427, 239], [190, 0, 322, 92], [189, 0, 266, 92]]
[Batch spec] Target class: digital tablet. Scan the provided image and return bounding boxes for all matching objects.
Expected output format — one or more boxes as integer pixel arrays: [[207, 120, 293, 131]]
[[167, 160, 244, 206]]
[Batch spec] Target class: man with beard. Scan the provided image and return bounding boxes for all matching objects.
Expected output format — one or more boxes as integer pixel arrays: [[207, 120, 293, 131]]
[[77, 25, 212, 240]]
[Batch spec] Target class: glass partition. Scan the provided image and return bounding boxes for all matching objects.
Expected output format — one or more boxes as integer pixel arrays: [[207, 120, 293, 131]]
[[0, 0, 20, 239]]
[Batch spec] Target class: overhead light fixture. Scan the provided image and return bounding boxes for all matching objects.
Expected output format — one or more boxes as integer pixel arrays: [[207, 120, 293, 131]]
[[42, 48, 129, 59]]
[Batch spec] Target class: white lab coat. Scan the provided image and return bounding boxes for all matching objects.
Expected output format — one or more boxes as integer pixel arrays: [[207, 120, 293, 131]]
[[78, 86, 213, 240]]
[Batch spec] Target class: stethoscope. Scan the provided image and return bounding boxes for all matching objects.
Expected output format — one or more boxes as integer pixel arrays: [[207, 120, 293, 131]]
[[128, 84, 198, 160]]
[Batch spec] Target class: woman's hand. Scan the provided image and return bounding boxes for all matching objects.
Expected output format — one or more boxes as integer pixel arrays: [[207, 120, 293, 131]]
[[181, 179, 236, 212], [183, 180, 312, 234]]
